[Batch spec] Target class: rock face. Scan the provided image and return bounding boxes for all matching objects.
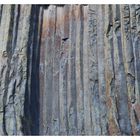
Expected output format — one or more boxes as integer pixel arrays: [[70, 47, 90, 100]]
[[0, 4, 140, 135]]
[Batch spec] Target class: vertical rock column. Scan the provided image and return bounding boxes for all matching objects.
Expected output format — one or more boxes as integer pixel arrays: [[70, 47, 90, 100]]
[[0, 5, 32, 135]]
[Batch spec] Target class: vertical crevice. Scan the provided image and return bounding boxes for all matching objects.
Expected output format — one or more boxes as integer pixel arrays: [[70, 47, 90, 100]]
[[23, 5, 34, 135], [0, 5, 3, 25], [37, 5, 44, 135], [12, 5, 20, 53], [23, 5, 43, 135], [30, 5, 40, 135], [79, 5, 84, 135]]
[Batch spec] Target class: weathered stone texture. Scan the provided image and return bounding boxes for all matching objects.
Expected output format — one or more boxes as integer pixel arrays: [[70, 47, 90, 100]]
[[0, 4, 140, 135]]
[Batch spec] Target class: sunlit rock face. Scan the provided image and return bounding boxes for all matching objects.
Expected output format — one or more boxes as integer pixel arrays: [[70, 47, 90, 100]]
[[0, 4, 140, 135]]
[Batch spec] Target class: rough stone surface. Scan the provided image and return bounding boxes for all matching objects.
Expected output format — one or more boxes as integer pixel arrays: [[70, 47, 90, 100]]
[[0, 4, 140, 135]]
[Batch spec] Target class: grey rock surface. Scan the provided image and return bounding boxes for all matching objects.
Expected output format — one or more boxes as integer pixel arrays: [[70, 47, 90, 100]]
[[0, 4, 140, 135]]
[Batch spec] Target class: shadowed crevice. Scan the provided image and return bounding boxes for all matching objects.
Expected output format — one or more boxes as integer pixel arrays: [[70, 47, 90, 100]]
[[23, 5, 43, 135]]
